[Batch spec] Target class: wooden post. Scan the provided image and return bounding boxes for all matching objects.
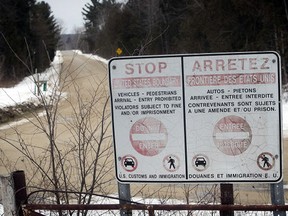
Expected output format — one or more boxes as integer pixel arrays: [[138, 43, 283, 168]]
[[0, 173, 16, 215], [12, 171, 27, 216], [0, 171, 27, 216]]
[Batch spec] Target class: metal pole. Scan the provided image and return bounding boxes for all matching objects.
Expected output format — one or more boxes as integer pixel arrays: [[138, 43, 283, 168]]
[[118, 182, 132, 216], [220, 183, 234, 216], [271, 180, 285, 216]]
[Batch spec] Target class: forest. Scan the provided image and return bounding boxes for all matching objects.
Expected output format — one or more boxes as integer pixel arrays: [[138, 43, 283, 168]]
[[82, 0, 288, 83], [0, 0, 60, 83], [1, 0, 288, 84]]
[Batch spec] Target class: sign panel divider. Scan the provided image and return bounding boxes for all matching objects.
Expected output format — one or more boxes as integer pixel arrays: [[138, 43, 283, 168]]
[[181, 56, 189, 180]]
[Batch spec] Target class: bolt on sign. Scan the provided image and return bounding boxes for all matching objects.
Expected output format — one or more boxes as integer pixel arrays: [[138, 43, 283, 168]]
[[108, 51, 283, 183]]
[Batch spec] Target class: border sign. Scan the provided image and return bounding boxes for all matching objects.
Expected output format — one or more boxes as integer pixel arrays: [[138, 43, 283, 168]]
[[109, 51, 282, 183]]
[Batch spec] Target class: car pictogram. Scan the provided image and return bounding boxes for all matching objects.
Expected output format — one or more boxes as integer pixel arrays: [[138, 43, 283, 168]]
[[195, 157, 206, 167], [124, 158, 135, 167]]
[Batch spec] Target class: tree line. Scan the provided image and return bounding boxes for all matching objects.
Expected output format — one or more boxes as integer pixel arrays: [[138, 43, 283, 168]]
[[1, 0, 288, 83], [0, 0, 60, 83], [82, 0, 288, 83]]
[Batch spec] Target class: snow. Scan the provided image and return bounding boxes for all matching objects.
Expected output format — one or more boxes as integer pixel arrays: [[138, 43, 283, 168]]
[[0, 52, 62, 108], [0, 50, 287, 215]]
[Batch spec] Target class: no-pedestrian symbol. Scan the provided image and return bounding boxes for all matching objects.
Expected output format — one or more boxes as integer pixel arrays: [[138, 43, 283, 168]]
[[163, 155, 180, 172], [257, 152, 275, 171]]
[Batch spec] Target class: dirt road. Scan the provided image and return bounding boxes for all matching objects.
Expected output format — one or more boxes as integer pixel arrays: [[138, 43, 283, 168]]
[[0, 51, 287, 205], [0, 50, 117, 191]]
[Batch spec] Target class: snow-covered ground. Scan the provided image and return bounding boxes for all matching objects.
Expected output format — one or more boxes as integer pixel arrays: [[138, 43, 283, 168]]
[[0, 51, 287, 215]]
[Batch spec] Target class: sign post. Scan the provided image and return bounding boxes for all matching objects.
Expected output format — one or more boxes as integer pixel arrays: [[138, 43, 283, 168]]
[[118, 182, 132, 216], [109, 51, 282, 184], [271, 180, 285, 216]]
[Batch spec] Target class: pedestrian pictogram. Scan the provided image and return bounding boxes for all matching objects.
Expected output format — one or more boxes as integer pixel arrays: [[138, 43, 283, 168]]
[[121, 155, 138, 172], [192, 154, 209, 171], [262, 155, 270, 168], [130, 117, 168, 156], [168, 157, 175, 169], [163, 155, 180, 172], [257, 152, 275, 171]]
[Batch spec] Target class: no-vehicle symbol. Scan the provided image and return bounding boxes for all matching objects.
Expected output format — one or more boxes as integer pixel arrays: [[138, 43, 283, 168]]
[[192, 154, 209, 171], [121, 155, 138, 172], [130, 117, 168, 156], [213, 115, 252, 156]]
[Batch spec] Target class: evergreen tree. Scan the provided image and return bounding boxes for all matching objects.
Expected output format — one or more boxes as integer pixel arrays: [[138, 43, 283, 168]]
[[0, 0, 59, 82], [0, 0, 35, 80], [82, 0, 288, 81], [30, 1, 60, 73], [83, 0, 123, 57]]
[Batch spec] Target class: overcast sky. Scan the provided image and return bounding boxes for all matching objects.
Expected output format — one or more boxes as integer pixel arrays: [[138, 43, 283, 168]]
[[42, 0, 91, 34]]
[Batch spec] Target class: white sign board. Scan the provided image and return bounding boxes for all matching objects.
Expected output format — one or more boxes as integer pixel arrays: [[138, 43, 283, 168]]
[[108, 51, 282, 183]]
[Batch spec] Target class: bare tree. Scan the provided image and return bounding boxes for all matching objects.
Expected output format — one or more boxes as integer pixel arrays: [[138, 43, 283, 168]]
[[0, 51, 115, 216]]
